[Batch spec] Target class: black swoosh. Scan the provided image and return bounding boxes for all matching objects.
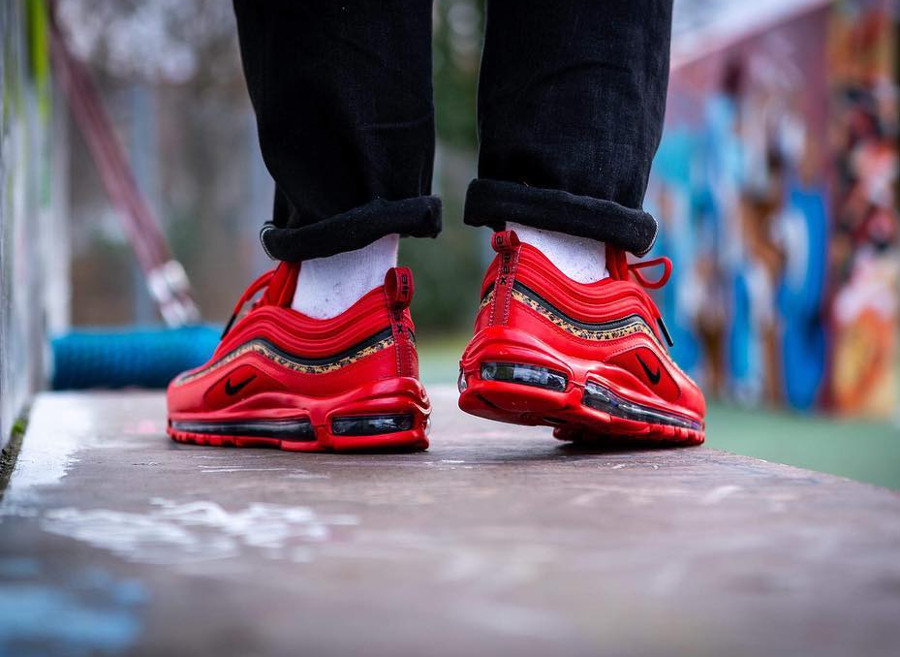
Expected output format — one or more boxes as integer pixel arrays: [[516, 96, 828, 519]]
[[636, 354, 661, 385], [225, 374, 256, 396]]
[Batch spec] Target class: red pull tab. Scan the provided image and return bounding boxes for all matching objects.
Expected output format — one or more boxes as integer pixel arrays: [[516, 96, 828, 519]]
[[384, 267, 416, 377], [492, 230, 521, 253], [384, 266, 414, 310], [488, 230, 522, 326]]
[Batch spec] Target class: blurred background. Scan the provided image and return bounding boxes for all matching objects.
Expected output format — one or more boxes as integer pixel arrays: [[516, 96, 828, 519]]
[[2, 0, 898, 484]]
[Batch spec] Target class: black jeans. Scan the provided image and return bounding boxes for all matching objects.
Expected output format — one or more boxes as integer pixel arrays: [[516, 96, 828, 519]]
[[233, 0, 672, 261]]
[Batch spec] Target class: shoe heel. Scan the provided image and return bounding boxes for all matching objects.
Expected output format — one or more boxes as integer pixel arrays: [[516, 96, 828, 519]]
[[329, 432, 428, 452], [458, 361, 574, 425]]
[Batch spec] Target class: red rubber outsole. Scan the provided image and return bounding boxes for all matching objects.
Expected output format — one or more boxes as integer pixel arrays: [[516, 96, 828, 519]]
[[458, 378, 704, 446], [169, 376, 431, 453], [167, 426, 429, 453]]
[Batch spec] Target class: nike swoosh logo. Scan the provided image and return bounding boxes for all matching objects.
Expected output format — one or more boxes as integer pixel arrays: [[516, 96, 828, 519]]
[[224, 374, 256, 396], [636, 354, 661, 385]]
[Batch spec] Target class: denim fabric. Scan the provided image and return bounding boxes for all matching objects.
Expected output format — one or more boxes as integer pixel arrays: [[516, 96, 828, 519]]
[[233, 0, 672, 260]]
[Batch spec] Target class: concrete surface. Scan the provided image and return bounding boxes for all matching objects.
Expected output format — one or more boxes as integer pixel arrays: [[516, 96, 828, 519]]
[[2, 389, 900, 656]]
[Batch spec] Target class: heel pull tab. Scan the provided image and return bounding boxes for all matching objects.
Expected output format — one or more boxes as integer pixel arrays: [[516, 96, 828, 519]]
[[492, 230, 520, 254], [385, 266, 414, 309], [489, 230, 521, 326], [384, 267, 416, 376]]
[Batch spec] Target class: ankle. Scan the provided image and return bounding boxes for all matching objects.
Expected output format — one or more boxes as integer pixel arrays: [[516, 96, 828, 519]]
[[291, 234, 399, 319], [507, 223, 608, 283]]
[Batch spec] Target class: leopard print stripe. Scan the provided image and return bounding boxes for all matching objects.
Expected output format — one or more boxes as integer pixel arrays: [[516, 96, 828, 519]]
[[487, 287, 691, 378], [173, 336, 395, 386], [494, 287, 657, 343]]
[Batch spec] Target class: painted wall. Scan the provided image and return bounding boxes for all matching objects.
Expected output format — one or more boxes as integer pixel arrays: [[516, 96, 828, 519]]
[[0, 1, 67, 446], [648, 0, 897, 416]]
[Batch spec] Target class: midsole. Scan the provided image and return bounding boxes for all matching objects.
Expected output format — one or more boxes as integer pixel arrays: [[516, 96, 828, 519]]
[[171, 412, 420, 440], [170, 418, 316, 441]]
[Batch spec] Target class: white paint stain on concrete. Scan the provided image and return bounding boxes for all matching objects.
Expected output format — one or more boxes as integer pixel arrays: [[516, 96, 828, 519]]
[[701, 485, 743, 505], [195, 465, 331, 480], [2, 395, 153, 512], [457, 601, 572, 641], [197, 466, 292, 474], [1, 396, 95, 510], [439, 545, 555, 590], [194, 465, 330, 479], [650, 560, 690, 596], [39, 498, 358, 565]]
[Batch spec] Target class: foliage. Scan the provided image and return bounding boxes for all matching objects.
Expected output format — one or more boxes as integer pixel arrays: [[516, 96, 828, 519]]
[[404, 0, 486, 334]]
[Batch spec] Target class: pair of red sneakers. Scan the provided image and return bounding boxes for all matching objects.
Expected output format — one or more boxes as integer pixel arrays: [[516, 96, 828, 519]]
[[167, 231, 705, 451]]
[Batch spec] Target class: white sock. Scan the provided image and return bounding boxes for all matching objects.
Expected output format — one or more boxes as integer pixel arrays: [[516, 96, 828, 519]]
[[291, 234, 399, 319], [507, 223, 608, 283]]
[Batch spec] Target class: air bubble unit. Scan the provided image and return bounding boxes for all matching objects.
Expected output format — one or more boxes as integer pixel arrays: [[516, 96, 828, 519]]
[[582, 381, 701, 430], [331, 414, 415, 436], [170, 418, 316, 441], [480, 362, 567, 392]]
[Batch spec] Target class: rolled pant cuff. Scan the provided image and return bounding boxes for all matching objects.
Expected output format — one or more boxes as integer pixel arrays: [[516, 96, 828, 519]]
[[261, 196, 442, 261], [463, 179, 658, 256]]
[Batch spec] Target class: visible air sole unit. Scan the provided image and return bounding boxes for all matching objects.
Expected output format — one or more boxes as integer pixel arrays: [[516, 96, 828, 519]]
[[169, 412, 427, 452], [168, 379, 430, 452]]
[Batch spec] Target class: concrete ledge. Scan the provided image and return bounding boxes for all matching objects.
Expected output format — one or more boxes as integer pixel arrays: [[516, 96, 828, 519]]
[[2, 389, 899, 656]]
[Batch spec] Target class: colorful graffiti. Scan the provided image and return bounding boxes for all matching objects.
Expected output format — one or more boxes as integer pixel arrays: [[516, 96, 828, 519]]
[[648, 0, 897, 416], [1, 0, 60, 447], [827, 0, 898, 416]]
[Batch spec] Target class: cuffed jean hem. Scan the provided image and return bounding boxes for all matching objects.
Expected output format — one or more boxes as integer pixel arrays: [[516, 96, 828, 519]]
[[260, 196, 442, 261], [463, 179, 658, 256]]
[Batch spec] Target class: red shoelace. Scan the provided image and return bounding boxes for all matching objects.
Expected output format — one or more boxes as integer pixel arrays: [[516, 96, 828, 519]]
[[221, 268, 276, 338], [606, 247, 674, 345]]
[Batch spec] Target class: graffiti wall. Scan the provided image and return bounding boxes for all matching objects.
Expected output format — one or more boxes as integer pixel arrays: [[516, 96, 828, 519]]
[[0, 0, 67, 446], [649, 0, 897, 416]]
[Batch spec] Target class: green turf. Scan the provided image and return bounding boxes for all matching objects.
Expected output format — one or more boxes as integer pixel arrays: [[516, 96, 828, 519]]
[[706, 404, 900, 491], [418, 333, 469, 386], [418, 335, 900, 491]]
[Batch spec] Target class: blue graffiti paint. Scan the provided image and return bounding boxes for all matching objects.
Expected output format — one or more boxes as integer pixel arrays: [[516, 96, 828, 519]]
[[650, 84, 831, 407], [0, 568, 147, 656], [0, 558, 40, 579], [778, 180, 828, 409]]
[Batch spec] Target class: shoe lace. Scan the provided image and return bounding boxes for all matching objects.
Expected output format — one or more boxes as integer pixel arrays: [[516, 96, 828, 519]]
[[221, 268, 276, 338], [607, 248, 675, 346]]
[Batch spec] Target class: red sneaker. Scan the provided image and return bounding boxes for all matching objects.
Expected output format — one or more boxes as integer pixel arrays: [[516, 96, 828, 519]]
[[458, 231, 705, 445], [167, 263, 430, 452]]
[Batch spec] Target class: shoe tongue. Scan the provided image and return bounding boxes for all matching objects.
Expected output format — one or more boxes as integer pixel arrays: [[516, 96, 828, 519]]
[[262, 261, 300, 307]]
